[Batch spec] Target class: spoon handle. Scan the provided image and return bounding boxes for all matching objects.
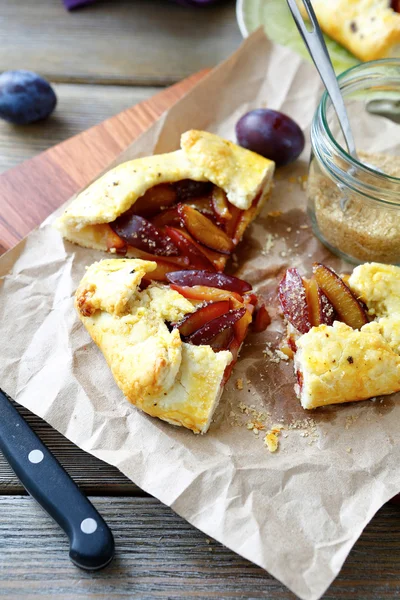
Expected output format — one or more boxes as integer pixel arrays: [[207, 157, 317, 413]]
[[286, 0, 358, 158]]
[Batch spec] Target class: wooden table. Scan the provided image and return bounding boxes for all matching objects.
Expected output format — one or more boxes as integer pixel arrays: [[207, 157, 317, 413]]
[[0, 2, 399, 598]]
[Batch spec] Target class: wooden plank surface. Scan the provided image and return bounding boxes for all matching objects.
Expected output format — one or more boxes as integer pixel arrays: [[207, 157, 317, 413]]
[[0, 6, 399, 596], [0, 69, 207, 250], [0, 497, 399, 599], [0, 0, 241, 86], [0, 84, 158, 174], [0, 401, 137, 496]]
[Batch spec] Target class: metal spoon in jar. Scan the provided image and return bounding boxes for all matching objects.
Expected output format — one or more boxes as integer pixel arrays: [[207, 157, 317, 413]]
[[286, 0, 358, 160]]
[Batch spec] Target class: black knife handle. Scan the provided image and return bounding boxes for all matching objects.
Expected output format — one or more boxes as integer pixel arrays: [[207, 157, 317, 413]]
[[0, 390, 115, 570]]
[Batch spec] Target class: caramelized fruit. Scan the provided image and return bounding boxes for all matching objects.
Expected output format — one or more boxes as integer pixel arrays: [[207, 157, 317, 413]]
[[170, 284, 243, 307], [182, 196, 214, 215], [165, 227, 215, 270], [105, 226, 127, 253], [166, 270, 252, 294], [312, 263, 368, 329], [252, 304, 271, 333], [278, 268, 311, 334], [177, 205, 234, 254], [131, 184, 176, 217], [175, 301, 230, 337], [151, 207, 181, 229], [125, 246, 189, 267], [174, 179, 212, 201], [224, 204, 243, 238], [186, 308, 246, 345], [306, 276, 336, 327], [233, 308, 253, 342], [211, 187, 232, 221], [110, 214, 179, 256], [208, 327, 235, 351]]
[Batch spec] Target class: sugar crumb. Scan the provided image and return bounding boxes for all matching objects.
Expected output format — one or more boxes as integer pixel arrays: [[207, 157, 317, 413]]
[[236, 378, 243, 390]]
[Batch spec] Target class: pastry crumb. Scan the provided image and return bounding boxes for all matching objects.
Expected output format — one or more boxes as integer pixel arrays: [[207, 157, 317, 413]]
[[346, 447, 352, 453], [275, 349, 290, 361], [345, 414, 359, 429], [236, 378, 243, 390], [262, 233, 275, 255]]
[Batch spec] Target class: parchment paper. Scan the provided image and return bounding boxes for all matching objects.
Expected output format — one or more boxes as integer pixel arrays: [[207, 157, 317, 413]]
[[1, 30, 399, 600]]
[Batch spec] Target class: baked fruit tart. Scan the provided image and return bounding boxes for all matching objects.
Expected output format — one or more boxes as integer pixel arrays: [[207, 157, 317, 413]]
[[55, 130, 275, 280], [279, 262, 400, 409], [75, 259, 270, 433], [299, 0, 400, 62]]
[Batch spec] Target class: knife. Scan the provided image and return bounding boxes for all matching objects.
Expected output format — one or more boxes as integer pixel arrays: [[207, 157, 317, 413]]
[[0, 389, 115, 570]]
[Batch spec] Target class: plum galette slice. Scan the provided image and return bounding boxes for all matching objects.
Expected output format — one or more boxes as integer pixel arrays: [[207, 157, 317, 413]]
[[56, 130, 275, 281], [278, 262, 400, 409], [75, 259, 269, 433]]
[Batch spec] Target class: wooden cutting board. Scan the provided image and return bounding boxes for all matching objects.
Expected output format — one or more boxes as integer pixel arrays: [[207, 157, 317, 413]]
[[0, 70, 207, 254]]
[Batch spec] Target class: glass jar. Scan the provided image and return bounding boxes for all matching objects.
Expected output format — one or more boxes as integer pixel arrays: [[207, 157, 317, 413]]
[[307, 60, 400, 265]]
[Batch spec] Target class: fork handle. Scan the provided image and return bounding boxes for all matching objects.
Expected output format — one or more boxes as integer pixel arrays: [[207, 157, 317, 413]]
[[286, 0, 358, 158]]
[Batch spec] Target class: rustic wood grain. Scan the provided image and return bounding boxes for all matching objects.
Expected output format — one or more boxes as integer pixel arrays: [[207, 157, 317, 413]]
[[0, 70, 207, 251], [0, 401, 138, 496], [0, 496, 399, 599], [0, 84, 158, 174], [0, 0, 240, 86]]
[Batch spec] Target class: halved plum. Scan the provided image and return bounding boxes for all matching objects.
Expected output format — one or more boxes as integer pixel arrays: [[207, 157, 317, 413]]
[[186, 308, 246, 346], [166, 270, 252, 294], [110, 214, 179, 256], [174, 300, 230, 337], [131, 184, 177, 218], [312, 263, 368, 329], [177, 205, 234, 254], [165, 226, 215, 270], [278, 268, 311, 334]]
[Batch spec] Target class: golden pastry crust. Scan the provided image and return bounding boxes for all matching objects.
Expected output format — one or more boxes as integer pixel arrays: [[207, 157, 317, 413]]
[[75, 258, 232, 433], [349, 262, 400, 317], [300, 0, 400, 61], [55, 130, 274, 251], [294, 321, 400, 409], [293, 262, 400, 409]]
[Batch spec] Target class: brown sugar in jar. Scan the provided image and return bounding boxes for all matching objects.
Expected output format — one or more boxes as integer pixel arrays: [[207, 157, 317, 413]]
[[307, 60, 400, 265]]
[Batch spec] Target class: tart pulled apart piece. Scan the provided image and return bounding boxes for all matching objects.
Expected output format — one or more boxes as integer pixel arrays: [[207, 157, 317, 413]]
[[299, 0, 400, 62], [279, 262, 400, 409], [75, 259, 268, 433], [56, 130, 275, 280]]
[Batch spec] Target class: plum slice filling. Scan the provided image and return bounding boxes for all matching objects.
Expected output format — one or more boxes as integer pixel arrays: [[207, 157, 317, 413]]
[[161, 270, 271, 380], [108, 179, 263, 280], [278, 263, 370, 348]]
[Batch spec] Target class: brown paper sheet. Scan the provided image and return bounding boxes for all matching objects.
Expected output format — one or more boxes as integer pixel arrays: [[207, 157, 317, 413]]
[[1, 30, 399, 600]]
